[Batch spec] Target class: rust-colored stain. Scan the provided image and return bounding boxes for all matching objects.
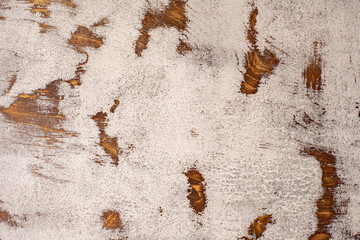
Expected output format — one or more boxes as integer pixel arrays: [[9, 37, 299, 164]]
[[26, 0, 76, 18], [2, 74, 16, 95], [101, 211, 123, 230], [135, 0, 188, 56], [91, 111, 120, 166], [0, 80, 73, 137], [110, 100, 120, 113], [177, 39, 192, 56], [0, 207, 18, 227], [241, 214, 273, 240], [68, 26, 104, 49], [184, 168, 206, 214], [303, 147, 339, 240], [240, 7, 279, 94], [303, 42, 322, 91]]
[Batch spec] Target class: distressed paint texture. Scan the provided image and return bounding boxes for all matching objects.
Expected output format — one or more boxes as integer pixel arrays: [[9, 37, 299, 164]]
[[0, 0, 360, 239]]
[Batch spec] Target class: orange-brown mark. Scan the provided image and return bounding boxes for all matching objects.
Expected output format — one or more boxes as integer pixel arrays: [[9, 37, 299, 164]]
[[135, 0, 188, 56], [303, 42, 322, 91], [240, 7, 279, 94], [101, 211, 123, 230], [177, 39, 192, 55], [303, 147, 339, 240], [66, 26, 103, 86], [91, 112, 119, 166], [2, 74, 16, 95], [0, 207, 18, 227], [68, 26, 104, 49], [110, 100, 120, 113], [65, 66, 86, 87], [0, 80, 72, 136], [26, 0, 76, 18], [241, 214, 273, 240], [38, 23, 56, 33], [91, 18, 110, 28], [184, 168, 206, 214]]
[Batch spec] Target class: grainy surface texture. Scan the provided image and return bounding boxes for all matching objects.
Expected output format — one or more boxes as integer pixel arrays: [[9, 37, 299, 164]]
[[0, 0, 360, 239]]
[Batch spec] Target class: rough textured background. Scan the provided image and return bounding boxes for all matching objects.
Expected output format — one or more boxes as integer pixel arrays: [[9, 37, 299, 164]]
[[0, 0, 359, 239]]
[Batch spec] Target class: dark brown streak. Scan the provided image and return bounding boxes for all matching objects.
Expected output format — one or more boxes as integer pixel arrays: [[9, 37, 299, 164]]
[[240, 7, 279, 95], [303, 42, 322, 91], [183, 168, 206, 214], [135, 0, 189, 56]]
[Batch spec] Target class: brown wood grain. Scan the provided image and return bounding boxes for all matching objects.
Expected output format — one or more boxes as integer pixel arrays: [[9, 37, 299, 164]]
[[184, 168, 206, 214], [303, 148, 339, 240], [135, 0, 189, 56], [240, 214, 273, 240], [240, 7, 279, 94]]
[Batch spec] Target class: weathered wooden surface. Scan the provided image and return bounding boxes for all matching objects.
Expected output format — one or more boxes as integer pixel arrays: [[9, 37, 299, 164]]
[[0, 0, 359, 239]]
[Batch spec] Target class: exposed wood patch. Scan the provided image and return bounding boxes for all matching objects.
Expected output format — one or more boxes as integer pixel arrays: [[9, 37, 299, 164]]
[[0, 80, 73, 138], [91, 111, 120, 166], [135, 0, 188, 56], [26, 0, 76, 18], [38, 23, 56, 33], [240, 214, 273, 240], [66, 25, 104, 86], [303, 42, 322, 91], [183, 168, 206, 214], [68, 26, 104, 49], [101, 211, 123, 230], [302, 147, 339, 240], [240, 7, 279, 94]]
